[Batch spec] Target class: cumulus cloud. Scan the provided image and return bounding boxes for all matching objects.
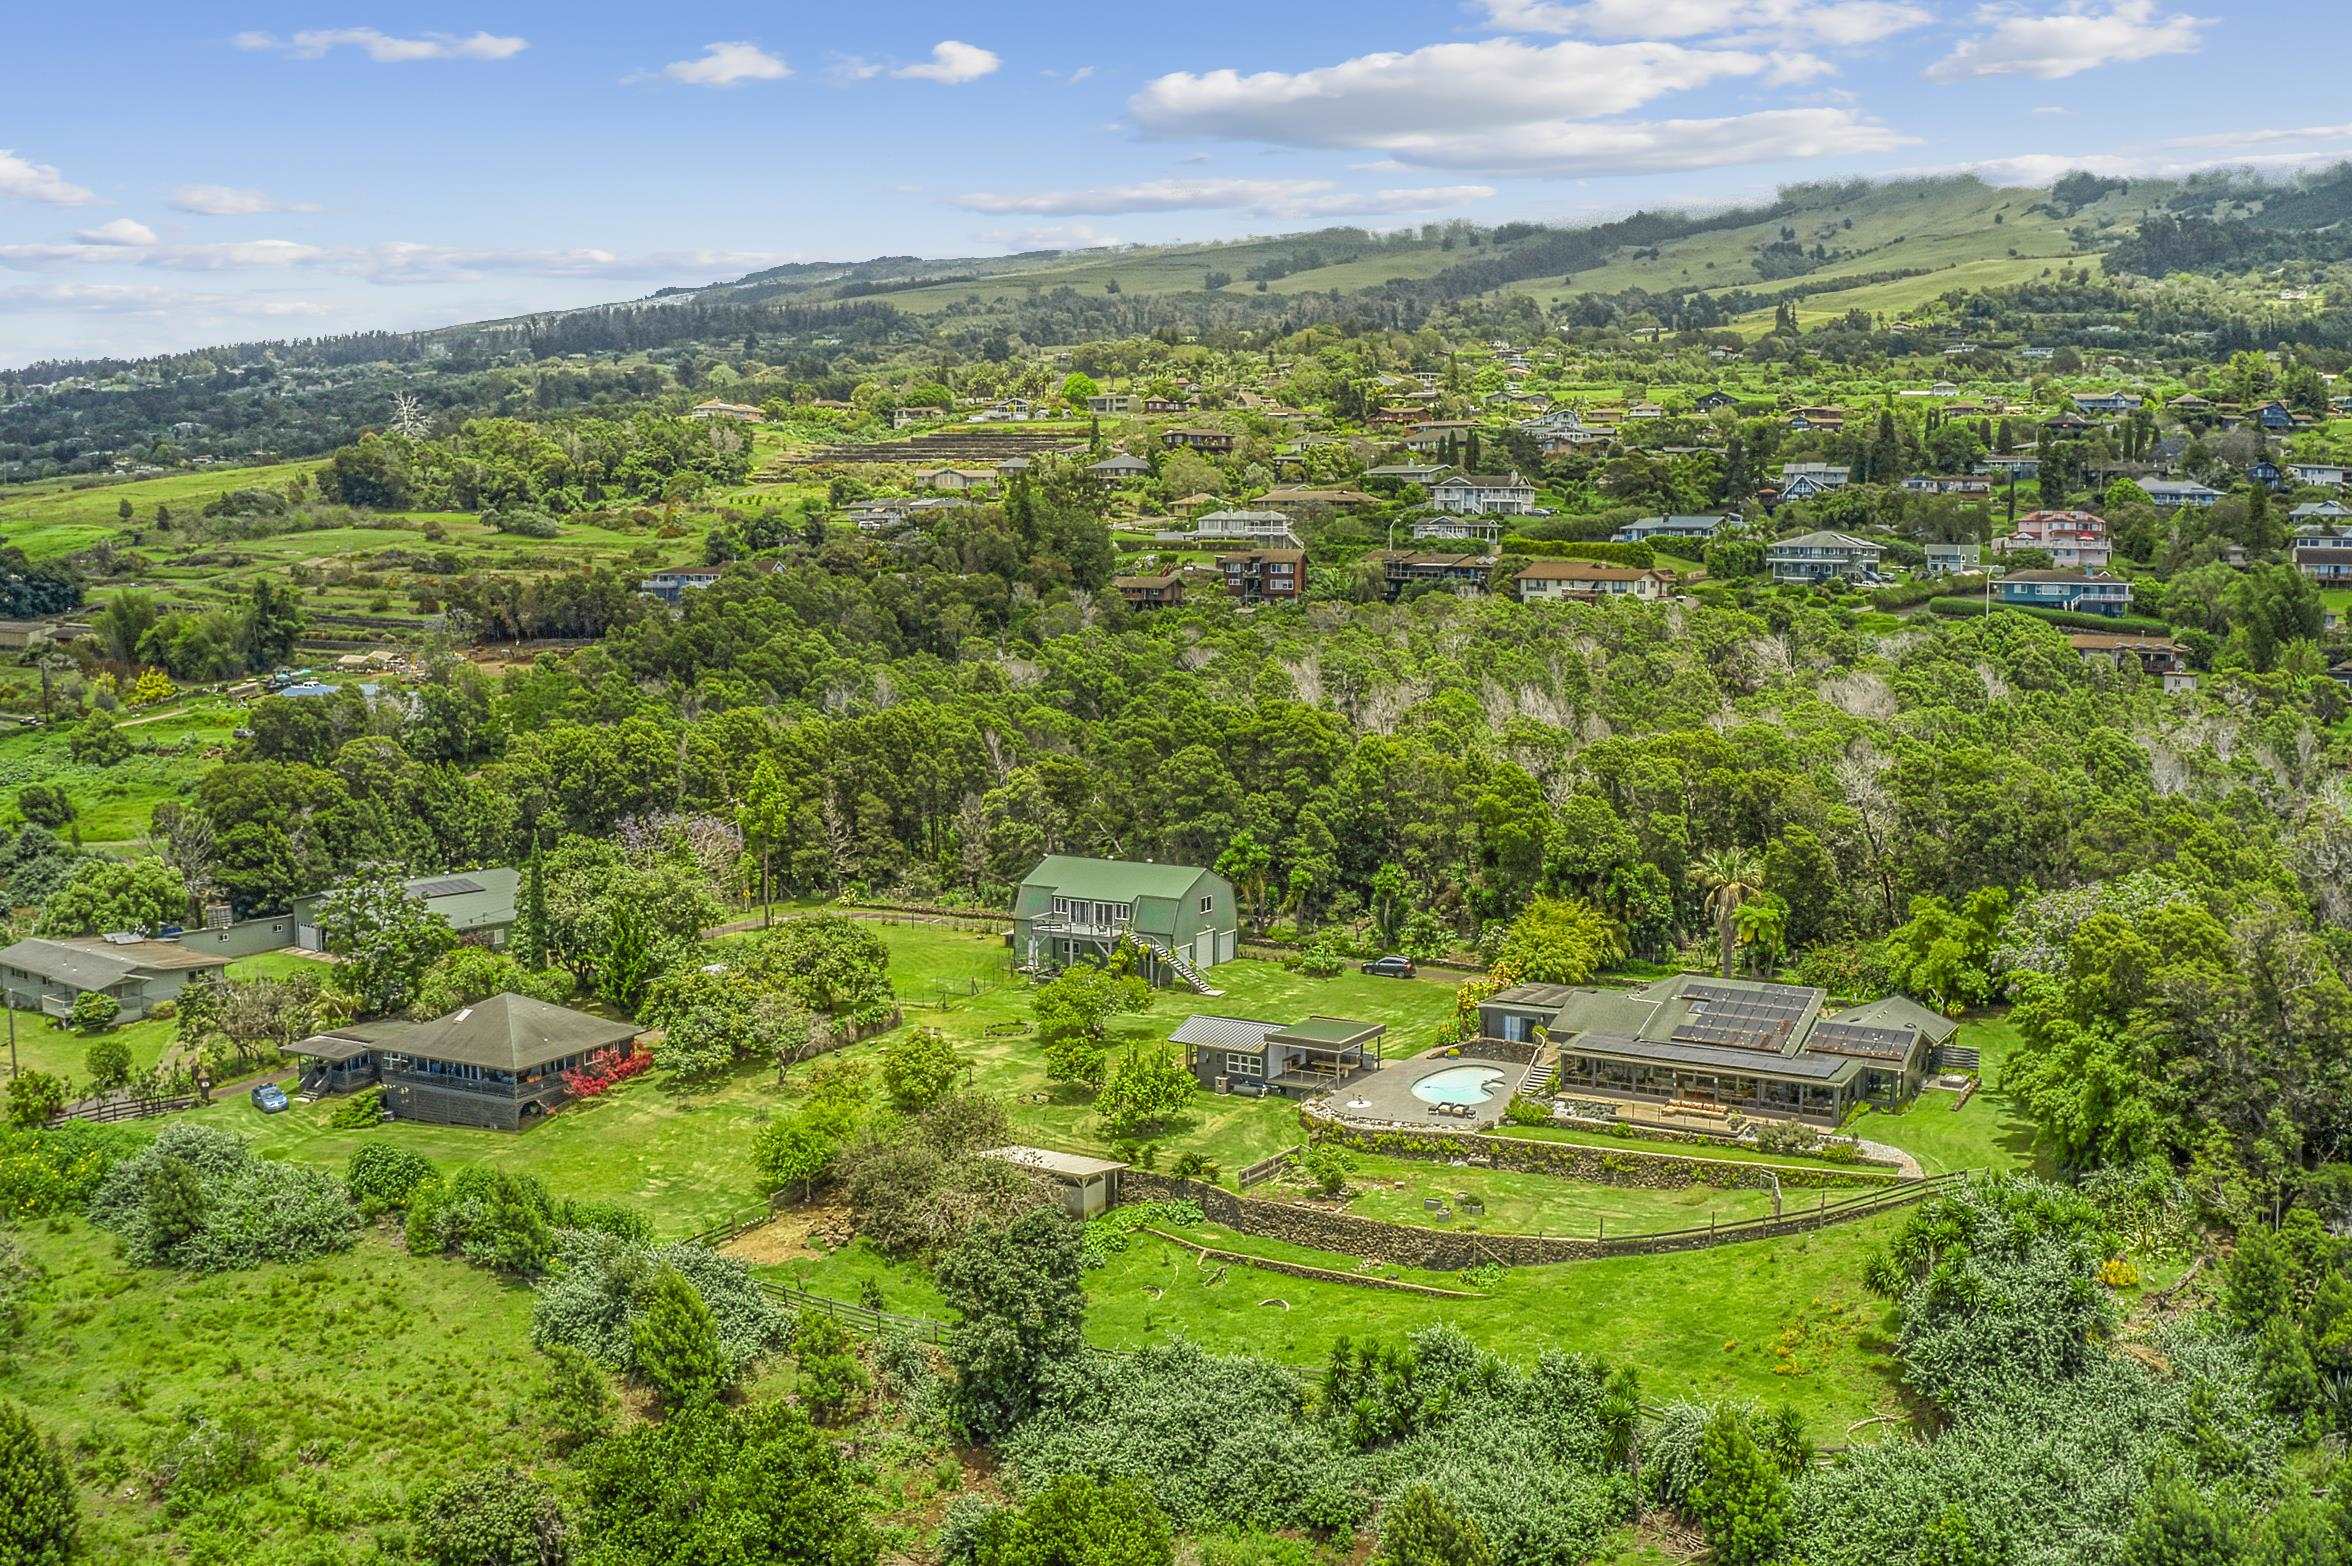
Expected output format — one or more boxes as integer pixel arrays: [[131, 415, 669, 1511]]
[[1927, 2, 2205, 82], [895, 40, 1001, 84], [952, 177, 1496, 217], [659, 41, 792, 87], [72, 219, 158, 246], [975, 221, 1127, 251], [1925, 125, 2352, 184], [0, 150, 97, 206], [233, 27, 528, 62], [1130, 38, 1782, 143], [169, 183, 322, 216], [1480, 0, 1932, 44], [835, 40, 1002, 85]]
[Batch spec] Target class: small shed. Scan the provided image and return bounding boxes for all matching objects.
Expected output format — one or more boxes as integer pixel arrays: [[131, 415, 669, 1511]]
[[980, 1145, 1127, 1220]]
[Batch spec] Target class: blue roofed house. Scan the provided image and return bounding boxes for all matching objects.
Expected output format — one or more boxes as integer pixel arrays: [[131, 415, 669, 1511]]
[[2143, 479, 2223, 509], [1997, 569, 2134, 616]]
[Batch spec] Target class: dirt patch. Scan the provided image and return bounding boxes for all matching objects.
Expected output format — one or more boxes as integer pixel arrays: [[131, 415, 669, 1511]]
[[720, 1206, 853, 1265]]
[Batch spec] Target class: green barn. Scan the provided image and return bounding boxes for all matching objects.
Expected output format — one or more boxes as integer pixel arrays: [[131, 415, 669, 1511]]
[[1012, 855, 1236, 992]]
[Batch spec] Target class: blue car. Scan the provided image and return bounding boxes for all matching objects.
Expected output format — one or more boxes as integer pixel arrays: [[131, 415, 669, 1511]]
[[249, 1082, 289, 1114]]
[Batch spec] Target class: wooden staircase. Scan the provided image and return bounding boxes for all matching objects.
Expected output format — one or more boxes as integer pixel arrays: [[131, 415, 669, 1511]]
[[1141, 936, 1223, 997], [1516, 1046, 1558, 1099]]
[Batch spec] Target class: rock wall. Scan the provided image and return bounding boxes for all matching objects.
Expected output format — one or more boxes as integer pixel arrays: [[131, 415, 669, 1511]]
[[1305, 1119, 1901, 1192], [1124, 1168, 1943, 1273]]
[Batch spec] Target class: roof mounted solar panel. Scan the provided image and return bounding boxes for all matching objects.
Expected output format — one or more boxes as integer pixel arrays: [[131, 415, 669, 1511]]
[[408, 876, 486, 899]]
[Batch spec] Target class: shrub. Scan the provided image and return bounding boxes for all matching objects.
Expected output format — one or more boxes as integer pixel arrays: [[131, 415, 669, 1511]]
[[1688, 1408, 1791, 1566], [971, 1473, 1176, 1566], [578, 1402, 878, 1563], [1299, 1143, 1354, 1198], [537, 1344, 614, 1456], [941, 1208, 1087, 1440], [633, 1266, 730, 1412], [405, 1167, 556, 1275], [88, 1123, 357, 1271], [791, 1308, 870, 1424], [328, 1086, 386, 1129], [83, 1037, 132, 1092], [409, 1466, 574, 1565], [530, 1231, 783, 1382], [0, 1120, 134, 1219], [1376, 1485, 1495, 1566], [1502, 1095, 1553, 1128], [67, 991, 120, 1035], [0, 1399, 78, 1565], [882, 1027, 964, 1113], [345, 1143, 438, 1211], [3, 1072, 69, 1130]]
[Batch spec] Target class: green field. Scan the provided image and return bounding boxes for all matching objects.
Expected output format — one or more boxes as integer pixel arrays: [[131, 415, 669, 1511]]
[[1327, 1149, 1782, 1235], [0, 1221, 556, 1564], [0, 461, 326, 562], [0, 695, 244, 842]]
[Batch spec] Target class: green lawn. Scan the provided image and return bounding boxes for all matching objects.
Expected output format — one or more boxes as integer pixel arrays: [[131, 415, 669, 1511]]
[[0, 1221, 556, 1564], [3, 1010, 178, 1081], [0, 461, 326, 562], [1325, 1150, 1781, 1236], [1846, 1014, 2042, 1177], [0, 697, 245, 841]]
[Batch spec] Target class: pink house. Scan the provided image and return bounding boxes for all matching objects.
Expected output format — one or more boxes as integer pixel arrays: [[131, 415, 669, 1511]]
[[1997, 509, 2111, 571]]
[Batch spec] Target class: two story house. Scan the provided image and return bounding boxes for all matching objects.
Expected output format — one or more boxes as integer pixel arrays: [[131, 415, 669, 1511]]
[[1427, 472, 1537, 516], [1513, 560, 1673, 604], [1765, 531, 1884, 585], [1996, 569, 2134, 616], [1012, 856, 1236, 989], [1997, 509, 2111, 571], [1220, 549, 1304, 605]]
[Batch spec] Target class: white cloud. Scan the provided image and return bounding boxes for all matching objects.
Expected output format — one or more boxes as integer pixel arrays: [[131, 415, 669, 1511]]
[[837, 40, 1003, 85], [895, 40, 1001, 84], [660, 41, 792, 87], [0, 235, 795, 287], [952, 177, 1496, 217], [169, 183, 322, 216], [1062, 65, 1097, 84], [73, 218, 157, 247], [1131, 39, 1780, 144], [1930, 127, 2352, 185], [975, 221, 1127, 251], [0, 150, 97, 206], [1927, 2, 2205, 82], [1480, 0, 1932, 45], [1373, 108, 1911, 174], [0, 281, 325, 317], [234, 27, 528, 62]]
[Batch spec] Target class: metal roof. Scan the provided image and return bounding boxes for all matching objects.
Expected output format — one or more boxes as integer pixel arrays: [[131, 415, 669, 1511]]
[[1169, 1015, 1283, 1050], [0, 937, 226, 990], [979, 1145, 1128, 1180], [1019, 854, 1216, 904], [1566, 1031, 1860, 1084], [1270, 1016, 1383, 1049]]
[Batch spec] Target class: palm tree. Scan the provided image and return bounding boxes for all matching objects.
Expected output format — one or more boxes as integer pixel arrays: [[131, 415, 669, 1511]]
[[1689, 848, 1767, 978]]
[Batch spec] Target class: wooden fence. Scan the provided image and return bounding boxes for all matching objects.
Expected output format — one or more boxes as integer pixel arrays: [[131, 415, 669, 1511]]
[[758, 1280, 945, 1345], [48, 1093, 200, 1127], [1236, 1146, 1300, 1189]]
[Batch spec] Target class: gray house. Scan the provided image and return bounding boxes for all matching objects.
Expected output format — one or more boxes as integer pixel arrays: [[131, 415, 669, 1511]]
[[1480, 974, 1954, 1127], [287, 992, 639, 1130], [292, 868, 520, 953], [1012, 855, 1236, 990], [0, 936, 229, 1022], [1171, 1013, 1383, 1098], [1766, 530, 1885, 585]]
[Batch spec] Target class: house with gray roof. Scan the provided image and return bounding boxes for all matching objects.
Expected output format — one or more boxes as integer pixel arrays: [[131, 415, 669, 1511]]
[[1171, 1013, 1384, 1098], [0, 936, 229, 1022], [1613, 513, 1737, 546], [291, 868, 520, 954], [1013, 855, 1235, 992], [1765, 530, 1885, 585], [1480, 973, 1955, 1126], [287, 993, 640, 1130]]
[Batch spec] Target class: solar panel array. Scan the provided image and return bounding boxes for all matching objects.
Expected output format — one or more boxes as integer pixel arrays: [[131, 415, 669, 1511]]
[[409, 876, 485, 899], [1804, 1022, 1916, 1061], [1670, 982, 1812, 1054]]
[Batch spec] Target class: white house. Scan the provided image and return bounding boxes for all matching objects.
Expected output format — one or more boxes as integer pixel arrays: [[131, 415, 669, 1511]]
[[1427, 472, 1537, 516], [1614, 513, 1737, 545], [1193, 509, 1302, 549]]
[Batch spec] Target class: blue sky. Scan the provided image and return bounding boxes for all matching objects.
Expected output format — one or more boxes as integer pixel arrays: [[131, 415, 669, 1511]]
[[2, 0, 2346, 366]]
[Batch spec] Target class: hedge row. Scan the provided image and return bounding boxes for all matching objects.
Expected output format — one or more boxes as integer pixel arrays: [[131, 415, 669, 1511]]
[[1499, 537, 1659, 567], [1924, 597, 2175, 635]]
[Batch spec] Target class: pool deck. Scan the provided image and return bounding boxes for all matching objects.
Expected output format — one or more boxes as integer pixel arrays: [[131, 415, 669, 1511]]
[[1307, 1053, 1514, 1131]]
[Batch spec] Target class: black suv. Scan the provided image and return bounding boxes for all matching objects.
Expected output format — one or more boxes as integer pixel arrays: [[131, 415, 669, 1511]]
[[1360, 954, 1417, 979]]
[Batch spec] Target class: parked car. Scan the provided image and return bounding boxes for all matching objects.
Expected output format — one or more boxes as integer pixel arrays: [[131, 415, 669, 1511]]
[[1360, 955, 1417, 979], [249, 1082, 289, 1114]]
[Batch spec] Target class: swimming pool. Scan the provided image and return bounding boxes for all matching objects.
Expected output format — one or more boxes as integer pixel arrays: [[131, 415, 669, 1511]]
[[1411, 1064, 1509, 1106]]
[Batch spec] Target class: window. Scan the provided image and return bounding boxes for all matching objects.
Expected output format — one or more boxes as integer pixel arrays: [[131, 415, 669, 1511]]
[[1199, 895, 1214, 915], [1225, 1051, 1264, 1078]]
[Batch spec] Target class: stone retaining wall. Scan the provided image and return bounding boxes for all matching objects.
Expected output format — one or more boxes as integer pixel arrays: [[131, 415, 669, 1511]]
[[1306, 1119, 1902, 1193], [1138, 1228, 1481, 1297], [1125, 1168, 1941, 1272]]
